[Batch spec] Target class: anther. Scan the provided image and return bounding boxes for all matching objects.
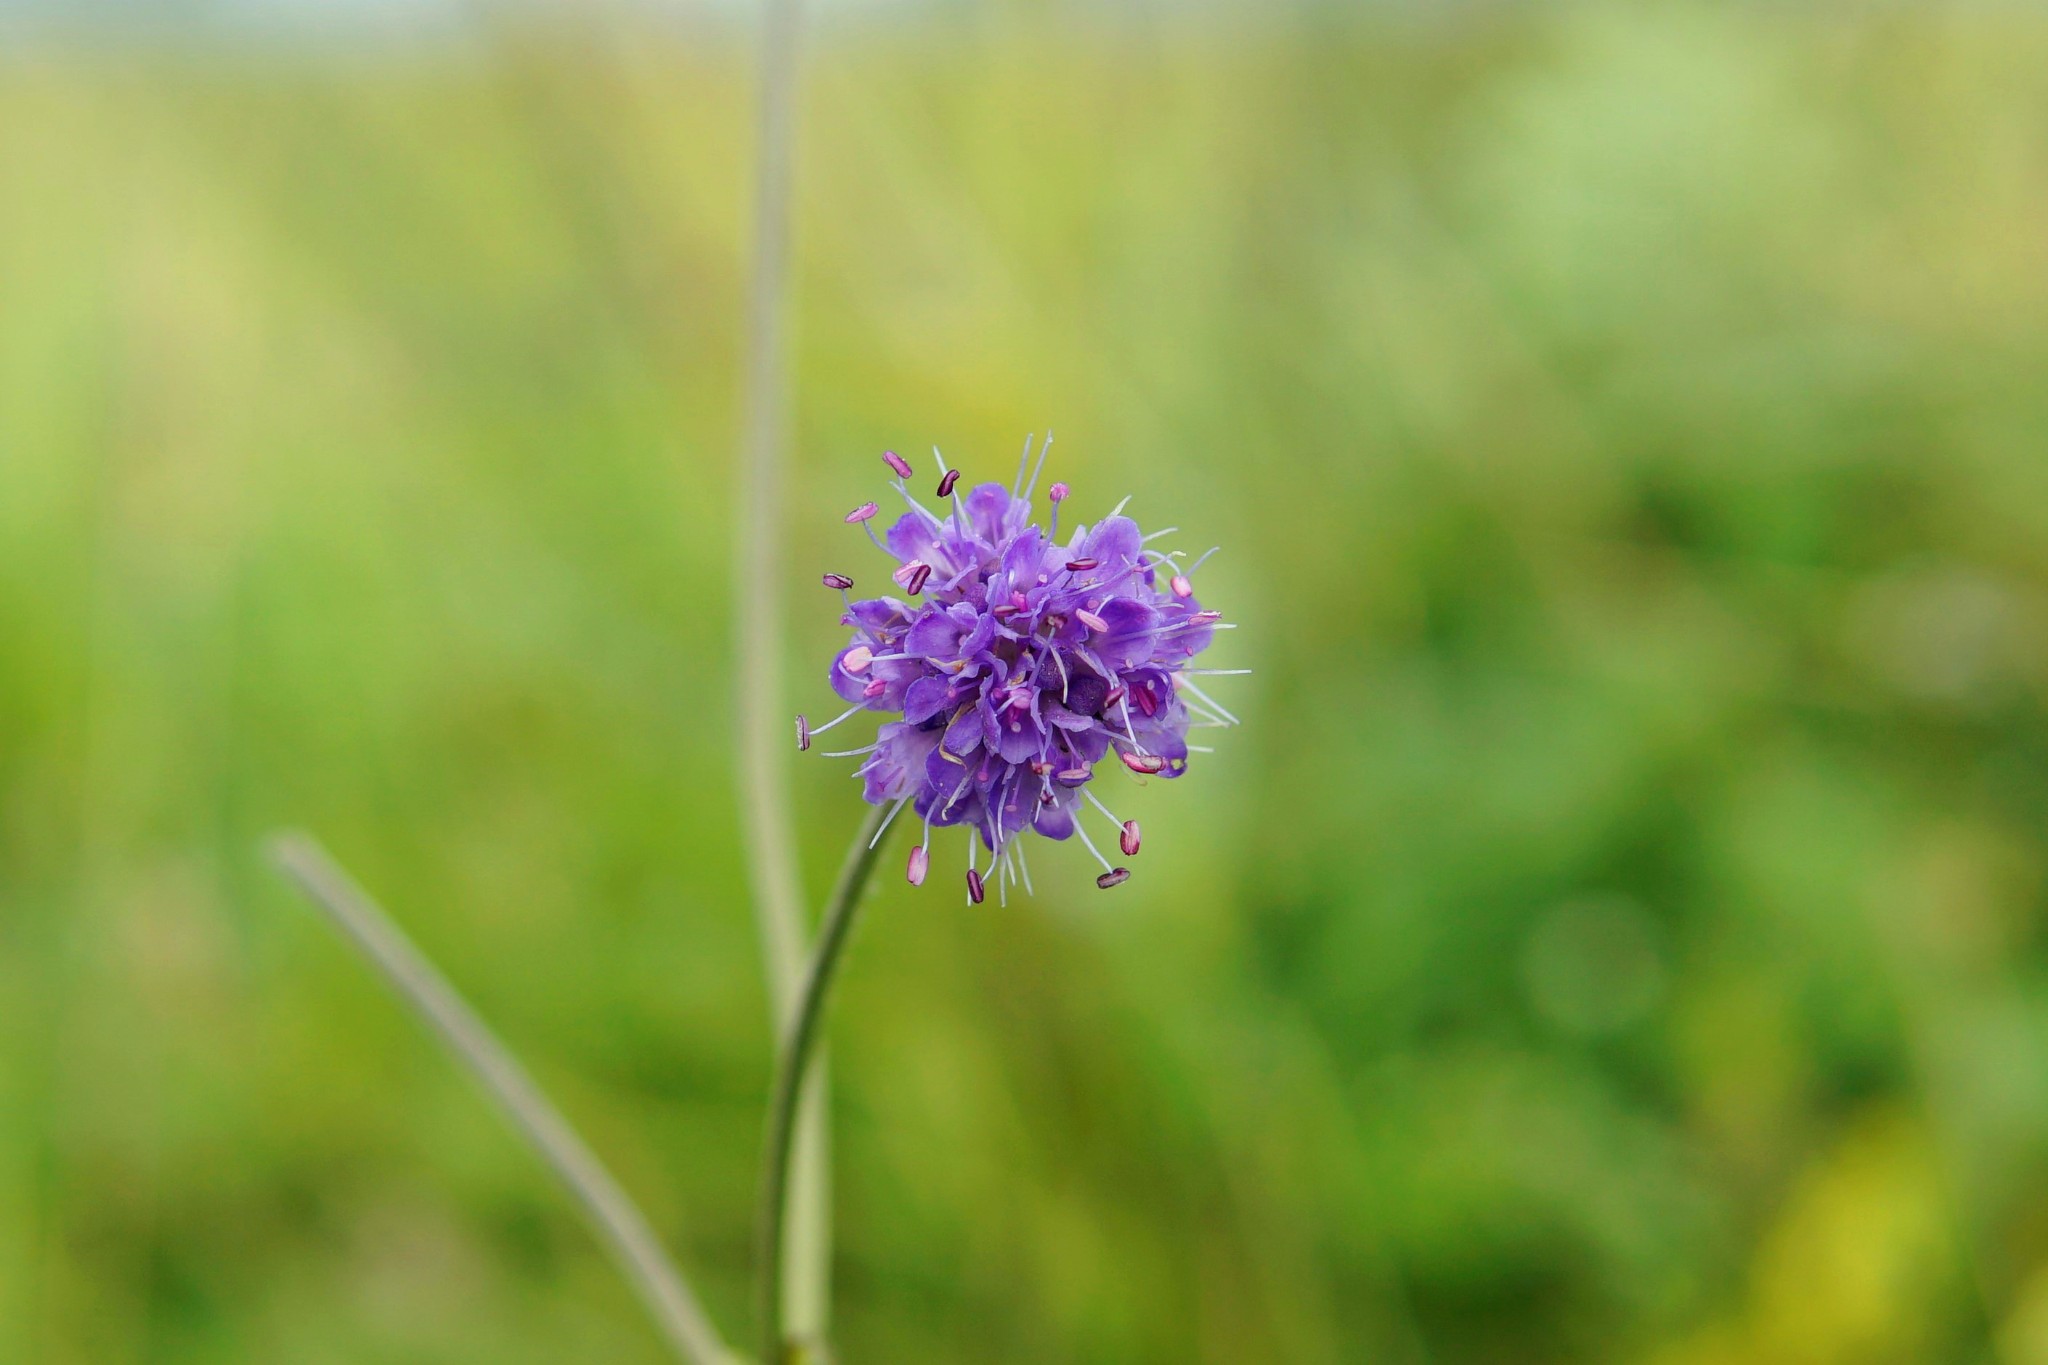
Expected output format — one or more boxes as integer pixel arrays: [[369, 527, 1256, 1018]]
[[822, 572, 854, 590], [1119, 820, 1142, 857], [1170, 575, 1193, 598], [1191, 610, 1222, 624], [863, 679, 887, 698], [1135, 687, 1157, 717], [966, 868, 985, 904], [1029, 760, 1054, 775], [1055, 767, 1092, 786], [1104, 686, 1126, 709], [843, 645, 874, 674], [1066, 558, 1098, 572], [1049, 482, 1069, 503], [795, 714, 811, 751], [1121, 752, 1167, 775], [845, 502, 879, 523], [891, 560, 932, 595], [1011, 591, 1030, 612], [1096, 868, 1130, 889], [906, 844, 929, 886], [883, 450, 914, 479], [937, 469, 960, 497], [1075, 608, 1109, 632]]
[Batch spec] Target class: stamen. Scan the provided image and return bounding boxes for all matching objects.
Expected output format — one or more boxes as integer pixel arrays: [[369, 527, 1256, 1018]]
[[883, 450, 914, 479], [805, 704, 865, 739], [863, 679, 887, 698], [906, 843, 929, 886], [822, 572, 854, 590], [1121, 752, 1167, 775], [1071, 819, 1117, 875], [1065, 558, 1099, 572], [1183, 668, 1252, 676], [1109, 495, 1132, 518], [1170, 575, 1193, 599], [1013, 433, 1035, 496], [872, 796, 912, 848], [845, 502, 879, 523], [1055, 767, 1091, 786], [1176, 677, 1241, 726], [886, 480, 946, 538], [937, 468, 960, 497], [1096, 868, 1131, 889], [1141, 527, 1180, 543], [795, 714, 810, 751], [1014, 840, 1035, 896], [1113, 693, 1146, 752], [966, 867, 985, 904], [1186, 546, 1221, 575], [1177, 694, 1237, 728], [1080, 788, 1135, 859], [821, 743, 878, 758], [1075, 608, 1109, 633], [891, 560, 932, 595], [842, 645, 874, 674]]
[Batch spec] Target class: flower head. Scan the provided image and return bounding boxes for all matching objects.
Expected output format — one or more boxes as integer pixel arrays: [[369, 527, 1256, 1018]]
[[798, 439, 1237, 899]]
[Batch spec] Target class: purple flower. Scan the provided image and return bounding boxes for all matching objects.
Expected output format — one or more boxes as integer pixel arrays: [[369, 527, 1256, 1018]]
[[798, 438, 1237, 898]]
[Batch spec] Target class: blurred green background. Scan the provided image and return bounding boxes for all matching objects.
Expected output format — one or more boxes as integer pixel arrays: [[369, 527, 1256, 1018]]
[[8, 1, 2048, 1361]]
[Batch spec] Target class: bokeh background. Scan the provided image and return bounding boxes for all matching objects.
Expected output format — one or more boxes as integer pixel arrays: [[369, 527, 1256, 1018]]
[[8, 1, 2048, 1361]]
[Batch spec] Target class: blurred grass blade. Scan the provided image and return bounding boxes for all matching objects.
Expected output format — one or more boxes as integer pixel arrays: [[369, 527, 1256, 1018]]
[[733, 0, 834, 1346], [266, 832, 730, 1365]]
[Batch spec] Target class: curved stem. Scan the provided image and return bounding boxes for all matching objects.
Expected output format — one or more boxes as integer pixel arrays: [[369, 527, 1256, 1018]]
[[267, 833, 729, 1365], [757, 802, 894, 1365]]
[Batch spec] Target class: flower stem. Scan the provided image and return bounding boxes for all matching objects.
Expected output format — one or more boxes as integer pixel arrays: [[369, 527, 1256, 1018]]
[[266, 832, 730, 1365], [757, 802, 894, 1365]]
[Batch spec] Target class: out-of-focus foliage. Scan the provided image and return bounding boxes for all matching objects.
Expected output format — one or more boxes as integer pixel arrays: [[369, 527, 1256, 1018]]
[[6, 4, 2048, 1361]]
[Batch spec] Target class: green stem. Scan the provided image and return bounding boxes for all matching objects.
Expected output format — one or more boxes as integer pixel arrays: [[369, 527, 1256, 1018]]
[[757, 802, 895, 1364]]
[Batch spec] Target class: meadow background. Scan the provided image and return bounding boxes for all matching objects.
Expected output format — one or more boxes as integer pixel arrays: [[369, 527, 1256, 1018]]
[[7, 1, 2048, 1361]]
